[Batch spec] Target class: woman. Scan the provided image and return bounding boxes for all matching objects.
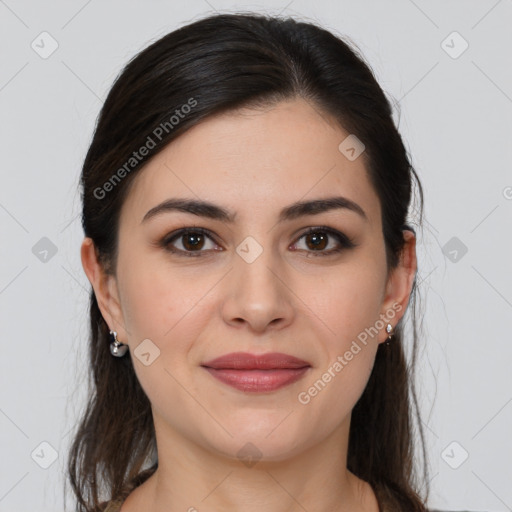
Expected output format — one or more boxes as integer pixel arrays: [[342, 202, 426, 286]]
[[68, 12, 431, 512]]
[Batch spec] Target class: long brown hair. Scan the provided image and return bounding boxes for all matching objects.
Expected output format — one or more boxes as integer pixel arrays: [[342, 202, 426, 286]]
[[67, 12, 429, 511]]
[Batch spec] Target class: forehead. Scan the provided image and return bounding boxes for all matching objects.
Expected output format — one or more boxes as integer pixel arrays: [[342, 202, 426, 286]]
[[120, 98, 381, 229]]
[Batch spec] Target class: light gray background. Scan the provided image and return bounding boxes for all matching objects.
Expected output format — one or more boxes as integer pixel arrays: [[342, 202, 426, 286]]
[[1, 1, 511, 511]]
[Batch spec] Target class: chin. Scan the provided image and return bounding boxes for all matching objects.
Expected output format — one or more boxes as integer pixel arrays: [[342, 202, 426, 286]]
[[202, 418, 312, 465]]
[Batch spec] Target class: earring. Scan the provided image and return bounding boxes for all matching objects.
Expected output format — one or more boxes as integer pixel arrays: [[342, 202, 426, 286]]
[[109, 330, 128, 357], [385, 323, 394, 346]]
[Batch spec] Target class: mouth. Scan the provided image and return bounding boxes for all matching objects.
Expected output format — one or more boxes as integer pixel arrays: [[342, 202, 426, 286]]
[[201, 352, 311, 392]]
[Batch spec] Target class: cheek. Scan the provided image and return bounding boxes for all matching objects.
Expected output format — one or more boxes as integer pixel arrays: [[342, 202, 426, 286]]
[[295, 258, 385, 404], [117, 261, 210, 420], [296, 273, 381, 433], [118, 253, 209, 341], [118, 257, 221, 405], [306, 263, 385, 348]]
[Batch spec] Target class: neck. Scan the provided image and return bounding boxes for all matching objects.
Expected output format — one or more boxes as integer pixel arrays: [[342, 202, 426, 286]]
[[121, 414, 378, 512]]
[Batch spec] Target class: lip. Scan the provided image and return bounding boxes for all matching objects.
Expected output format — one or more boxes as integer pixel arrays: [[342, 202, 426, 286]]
[[201, 352, 311, 393], [202, 352, 311, 370]]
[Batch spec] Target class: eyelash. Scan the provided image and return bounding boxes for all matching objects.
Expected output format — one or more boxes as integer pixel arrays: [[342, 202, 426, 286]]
[[159, 226, 357, 258]]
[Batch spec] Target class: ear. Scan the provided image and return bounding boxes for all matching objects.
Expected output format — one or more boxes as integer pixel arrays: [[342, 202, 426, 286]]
[[379, 229, 417, 344], [80, 237, 130, 344]]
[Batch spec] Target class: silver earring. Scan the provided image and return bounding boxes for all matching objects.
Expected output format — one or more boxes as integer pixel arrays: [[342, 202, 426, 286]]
[[385, 323, 394, 346], [110, 330, 128, 357]]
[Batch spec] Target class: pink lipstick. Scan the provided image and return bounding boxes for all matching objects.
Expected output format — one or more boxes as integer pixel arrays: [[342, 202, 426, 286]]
[[201, 352, 311, 392]]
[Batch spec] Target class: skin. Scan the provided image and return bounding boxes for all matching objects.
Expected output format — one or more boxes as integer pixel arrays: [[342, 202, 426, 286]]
[[81, 97, 417, 512]]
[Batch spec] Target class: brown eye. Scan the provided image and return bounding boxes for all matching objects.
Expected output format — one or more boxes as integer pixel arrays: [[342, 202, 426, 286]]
[[304, 231, 328, 251], [160, 226, 356, 259], [181, 232, 206, 251], [162, 228, 220, 257], [292, 226, 356, 257]]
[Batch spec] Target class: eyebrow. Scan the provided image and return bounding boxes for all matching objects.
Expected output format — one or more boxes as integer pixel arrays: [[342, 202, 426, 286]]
[[141, 196, 368, 224]]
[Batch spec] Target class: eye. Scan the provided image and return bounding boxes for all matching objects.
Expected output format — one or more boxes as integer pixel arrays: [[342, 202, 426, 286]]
[[160, 226, 356, 258], [290, 226, 356, 257], [161, 228, 221, 257]]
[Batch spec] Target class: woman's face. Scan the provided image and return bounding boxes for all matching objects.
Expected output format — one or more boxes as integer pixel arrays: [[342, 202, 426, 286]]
[[83, 97, 416, 463]]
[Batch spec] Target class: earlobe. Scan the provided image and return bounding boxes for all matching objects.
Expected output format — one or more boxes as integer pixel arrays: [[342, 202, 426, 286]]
[[80, 237, 128, 341]]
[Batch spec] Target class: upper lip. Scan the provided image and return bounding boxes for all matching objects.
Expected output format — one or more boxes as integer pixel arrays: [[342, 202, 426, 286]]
[[201, 352, 311, 370]]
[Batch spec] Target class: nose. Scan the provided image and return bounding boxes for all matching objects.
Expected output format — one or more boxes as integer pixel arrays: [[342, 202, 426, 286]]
[[221, 242, 295, 334]]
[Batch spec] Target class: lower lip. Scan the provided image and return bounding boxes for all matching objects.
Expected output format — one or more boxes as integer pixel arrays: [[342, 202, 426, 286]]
[[202, 367, 310, 392]]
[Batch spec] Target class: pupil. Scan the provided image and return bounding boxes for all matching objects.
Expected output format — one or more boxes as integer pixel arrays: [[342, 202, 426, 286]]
[[308, 232, 326, 250], [184, 233, 203, 250]]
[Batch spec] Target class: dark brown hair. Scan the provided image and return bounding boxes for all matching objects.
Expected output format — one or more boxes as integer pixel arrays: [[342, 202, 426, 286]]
[[67, 12, 429, 511]]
